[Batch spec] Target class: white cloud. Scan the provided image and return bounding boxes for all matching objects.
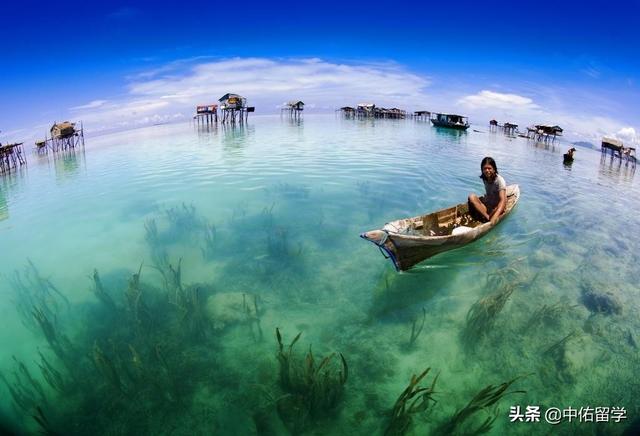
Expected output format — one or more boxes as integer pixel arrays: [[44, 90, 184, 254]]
[[71, 57, 432, 133], [70, 100, 108, 110], [541, 115, 638, 146], [29, 57, 636, 143], [72, 99, 171, 125], [614, 127, 637, 144], [126, 57, 431, 106], [458, 90, 538, 110]]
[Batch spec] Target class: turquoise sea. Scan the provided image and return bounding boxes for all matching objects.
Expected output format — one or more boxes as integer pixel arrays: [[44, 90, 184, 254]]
[[1, 114, 638, 435]]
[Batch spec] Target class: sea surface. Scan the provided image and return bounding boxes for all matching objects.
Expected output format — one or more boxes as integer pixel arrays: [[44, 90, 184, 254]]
[[1, 114, 638, 435]]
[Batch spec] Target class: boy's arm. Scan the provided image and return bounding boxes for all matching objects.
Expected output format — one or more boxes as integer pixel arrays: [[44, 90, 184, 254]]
[[490, 189, 507, 225]]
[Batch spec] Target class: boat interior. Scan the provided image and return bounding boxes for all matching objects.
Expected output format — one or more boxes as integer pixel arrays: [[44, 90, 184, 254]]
[[399, 203, 483, 236]]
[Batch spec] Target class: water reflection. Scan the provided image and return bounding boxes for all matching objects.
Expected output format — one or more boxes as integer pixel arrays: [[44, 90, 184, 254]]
[[563, 160, 573, 171], [598, 153, 636, 183], [0, 166, 29, 222], [528, 139, 558, 153], [432, 126, 467, 146], [283, 116, 304, 128], [194, 121, 218, 141], [0, 188, 8, 221], [53, 147, 86, 182], [221, 123, 254, 153]]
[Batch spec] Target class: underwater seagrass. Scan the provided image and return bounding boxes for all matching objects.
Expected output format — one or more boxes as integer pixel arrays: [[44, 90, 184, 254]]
[[274, 328, 348, 433], [384, 367, 438, 436], [3, 259, 233, 434]]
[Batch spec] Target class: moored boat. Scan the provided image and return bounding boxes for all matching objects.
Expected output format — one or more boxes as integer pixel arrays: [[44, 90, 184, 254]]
[[430, 113, 470, 130], [361, 185, 520, 271]]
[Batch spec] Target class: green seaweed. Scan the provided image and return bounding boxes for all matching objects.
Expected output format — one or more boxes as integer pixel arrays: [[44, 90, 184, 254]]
[[406, 308, 426, 350], [437, 377, 526, 435], [275, 328, 348, 432], [462, 284, 515, 347], [384, 367, 438, 436]]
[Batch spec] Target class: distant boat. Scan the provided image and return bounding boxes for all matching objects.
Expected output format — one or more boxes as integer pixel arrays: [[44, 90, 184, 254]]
[[430, 113, 470, 130], [361, 185, 520, 271]]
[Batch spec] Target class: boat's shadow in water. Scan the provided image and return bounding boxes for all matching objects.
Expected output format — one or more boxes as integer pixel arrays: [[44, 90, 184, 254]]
[[368, 234, 511, 320]]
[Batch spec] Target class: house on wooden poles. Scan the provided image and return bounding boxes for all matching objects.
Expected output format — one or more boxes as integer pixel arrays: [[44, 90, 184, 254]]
[[357, 103, 376, 118], [339, 103, 407, 119], [218, 93, 254, 124], [282, 100, 304, 118], [602, 137, 636, 165], [0, 140, 26, 173], [48, 121, 84, 151], [377, 107, 407, 119], [194, 104, 218, 124], [526, 124, 563, 142], [338, 106, 356, 118], [503, 122, 518, 135], [413, 111, 431, 121]]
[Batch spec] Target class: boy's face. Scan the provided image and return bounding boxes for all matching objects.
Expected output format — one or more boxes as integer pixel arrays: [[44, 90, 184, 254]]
[[482, 164, 496, 181]]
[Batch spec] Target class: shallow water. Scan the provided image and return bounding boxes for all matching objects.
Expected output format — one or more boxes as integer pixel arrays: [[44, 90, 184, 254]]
[[1, 115, 638, 435]]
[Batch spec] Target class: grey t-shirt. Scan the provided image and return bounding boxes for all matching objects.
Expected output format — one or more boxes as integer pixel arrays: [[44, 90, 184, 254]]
[[483, 174, 506, 208]]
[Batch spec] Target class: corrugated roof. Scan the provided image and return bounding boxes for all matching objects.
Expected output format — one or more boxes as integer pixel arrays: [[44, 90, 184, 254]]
[[218, 93, 244, 102]]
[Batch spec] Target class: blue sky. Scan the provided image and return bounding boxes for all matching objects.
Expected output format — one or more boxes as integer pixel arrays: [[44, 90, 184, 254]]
[[1, 0, 639, 143]]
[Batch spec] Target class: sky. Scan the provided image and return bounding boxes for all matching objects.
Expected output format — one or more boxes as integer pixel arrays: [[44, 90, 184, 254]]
[[1, 0, 639, 144]]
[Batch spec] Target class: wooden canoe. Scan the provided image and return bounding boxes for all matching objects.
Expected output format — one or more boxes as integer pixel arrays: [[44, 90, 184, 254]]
[[361, 184, 520, 271]]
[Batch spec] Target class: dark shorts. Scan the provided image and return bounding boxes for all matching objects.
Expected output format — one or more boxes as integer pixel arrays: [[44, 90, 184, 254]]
[[480, 196, 498, 214]]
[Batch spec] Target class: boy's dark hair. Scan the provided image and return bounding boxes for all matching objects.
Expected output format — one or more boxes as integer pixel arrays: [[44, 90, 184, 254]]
[[480, 157, 498, 181]]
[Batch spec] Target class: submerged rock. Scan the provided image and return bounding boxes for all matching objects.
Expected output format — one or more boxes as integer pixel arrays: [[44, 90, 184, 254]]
[[581, 286, 622, 315]]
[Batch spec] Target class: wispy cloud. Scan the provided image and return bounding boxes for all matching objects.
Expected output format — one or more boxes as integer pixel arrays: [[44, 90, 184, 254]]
[[47, 57, 638, 142], [458, 90, 539, 110], [127, 57, 431, 105], [70, 100, 108, 110], [72, 57, 432, 132], [581, 66, 602, 78]]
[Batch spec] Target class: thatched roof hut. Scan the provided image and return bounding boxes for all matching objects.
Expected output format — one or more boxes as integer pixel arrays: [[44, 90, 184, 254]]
[[50, 121, 76, 139]]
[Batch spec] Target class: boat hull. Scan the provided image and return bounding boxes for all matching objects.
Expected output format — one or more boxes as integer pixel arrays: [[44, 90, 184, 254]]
[[361, 185, 520, 271]]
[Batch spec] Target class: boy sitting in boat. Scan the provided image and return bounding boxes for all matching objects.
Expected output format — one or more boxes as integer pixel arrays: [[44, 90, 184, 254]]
[[468, 157, 506, 225]]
